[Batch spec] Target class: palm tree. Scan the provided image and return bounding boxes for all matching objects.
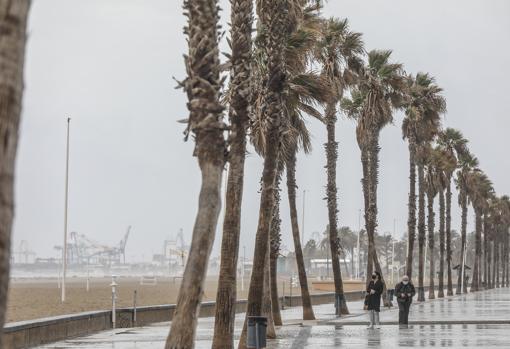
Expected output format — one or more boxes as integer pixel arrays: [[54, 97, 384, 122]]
[[434, 146, 455, 298], [499, 196, 510, 287], [239, 2, 304, 346], [317, 17, 364, 316], [425, 146, 439, 299], [467, 170, 493, 292], [254, 3, 330, 323], [342, 50, 405, 305], [212, 0, 253, 346], [401, 73, 446, 301], [454, 151, 479, 295], [0, 1, 31, 344], [166, 0, 228, 346], [282, 9, 331, 319], [437, 128, 468, 296]]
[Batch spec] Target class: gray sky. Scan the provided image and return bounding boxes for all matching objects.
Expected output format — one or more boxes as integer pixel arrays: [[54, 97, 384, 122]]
[[13, 0, 510, 262]]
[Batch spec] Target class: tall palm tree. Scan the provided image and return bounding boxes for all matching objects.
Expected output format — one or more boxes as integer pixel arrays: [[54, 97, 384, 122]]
[[0, 1, 31, 344], [342, 50, 405, 305], [437, 128, 468, 296], [499, 196, 510, 287], [467, 170, 493, 292], [239, 2, 305, 346], [282, 7, 330, 319], [434, 147, 455, 298], [454, 151, 479, 295], [212, 0, 253, 347], [249, 1, 331, 329], [425, 146, 440, 299], [166, 0, 228, 347], [317, 17, 364, 316], [401, 73, 446, 301]]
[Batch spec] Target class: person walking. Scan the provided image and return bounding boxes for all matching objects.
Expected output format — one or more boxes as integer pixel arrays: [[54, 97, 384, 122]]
[[366, 271, 383, 329], [395, 275, 416, 326]]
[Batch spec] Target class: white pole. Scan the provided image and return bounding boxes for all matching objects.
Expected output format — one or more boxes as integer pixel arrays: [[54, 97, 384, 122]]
[[302, 190, 306, 246], [61, 117, 71, 303], [111, 275, 118, 329]]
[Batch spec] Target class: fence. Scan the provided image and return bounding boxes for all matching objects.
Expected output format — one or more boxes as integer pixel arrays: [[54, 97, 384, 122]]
[[3, 291, 365, 349]]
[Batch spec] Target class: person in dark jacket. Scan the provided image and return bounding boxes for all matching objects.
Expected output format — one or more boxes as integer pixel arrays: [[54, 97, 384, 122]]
[[366, 271, 383, 329], [395, 275, 416, 326]]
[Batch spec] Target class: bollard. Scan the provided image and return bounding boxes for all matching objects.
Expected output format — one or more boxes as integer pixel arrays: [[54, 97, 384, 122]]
[[335, 293, 344, 316], [247, 316, 267, 349], [281, 281, 285, 310], [110, 275, 118, 329], [133, 290, 137, 326]]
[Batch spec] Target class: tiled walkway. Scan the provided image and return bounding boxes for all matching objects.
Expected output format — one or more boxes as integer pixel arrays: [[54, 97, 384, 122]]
[[38, 288, 510, 348]]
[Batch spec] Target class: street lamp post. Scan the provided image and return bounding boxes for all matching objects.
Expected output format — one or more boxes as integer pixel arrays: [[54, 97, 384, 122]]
[[61, 117, 71, 303]]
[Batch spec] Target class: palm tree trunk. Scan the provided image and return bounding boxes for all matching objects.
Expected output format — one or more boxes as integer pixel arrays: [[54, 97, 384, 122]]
[[417, 161, 426, 301], [270, 170, 283, 326], [286, 152, 316, 320], [367, 131, 390, 306], [361, 145, 372, 282], [490, 239, 494, 288], [483, 213, 488, 289], [495, 239, 500, 288], [485, 213, 492, 289], [471, 209, 482, 292], [446, 180, 454, 296], [211, 1, 252, 346], [0, 1, 30, 344], [505, 226, 509, 287], [488, 236, 493, 289], [438, 188, 445, 298], [325, 101, 349, 315], [427, 191, 435, 299], [262, 240, 276, 338], [456, 191, 468, 295], [406, 142, 417, 279], [238, 1, 287, 347]]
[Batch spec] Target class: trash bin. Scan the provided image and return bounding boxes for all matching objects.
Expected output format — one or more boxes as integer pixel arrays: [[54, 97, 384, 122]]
[[247, 316, 267, 349]]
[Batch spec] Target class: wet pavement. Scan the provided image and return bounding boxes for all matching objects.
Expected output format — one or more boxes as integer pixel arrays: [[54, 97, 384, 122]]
[[37, 288, 510, 348]]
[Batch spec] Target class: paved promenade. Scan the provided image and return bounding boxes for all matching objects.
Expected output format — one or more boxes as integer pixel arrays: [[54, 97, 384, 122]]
[[38, 288, 510, 348]]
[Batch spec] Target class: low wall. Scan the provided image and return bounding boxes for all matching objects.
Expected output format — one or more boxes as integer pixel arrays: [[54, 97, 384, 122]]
[[3, 291, 360, 349]]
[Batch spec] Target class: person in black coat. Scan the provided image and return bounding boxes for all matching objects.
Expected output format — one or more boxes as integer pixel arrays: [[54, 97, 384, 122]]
[[395, 275, 416, 325], [366, 271, 383, 329]]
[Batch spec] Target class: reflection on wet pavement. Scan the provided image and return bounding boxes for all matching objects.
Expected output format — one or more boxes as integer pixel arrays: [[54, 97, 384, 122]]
[[37, 288, 510, 348]]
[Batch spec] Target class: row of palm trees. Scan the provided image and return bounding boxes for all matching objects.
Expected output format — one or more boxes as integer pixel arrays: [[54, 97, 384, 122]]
[[164, 0, 510, 348], [0, 1, 506, 349]]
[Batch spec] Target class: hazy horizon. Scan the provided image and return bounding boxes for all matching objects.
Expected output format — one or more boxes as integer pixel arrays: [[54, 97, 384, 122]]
[[12, 0, 510, 264]]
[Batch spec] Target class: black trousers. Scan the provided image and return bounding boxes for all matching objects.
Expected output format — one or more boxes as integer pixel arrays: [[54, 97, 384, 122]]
[[398, 300, 411, 324]]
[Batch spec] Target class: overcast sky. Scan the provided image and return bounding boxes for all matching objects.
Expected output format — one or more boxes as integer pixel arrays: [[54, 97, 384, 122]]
[[13, 0, 510, 263]]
